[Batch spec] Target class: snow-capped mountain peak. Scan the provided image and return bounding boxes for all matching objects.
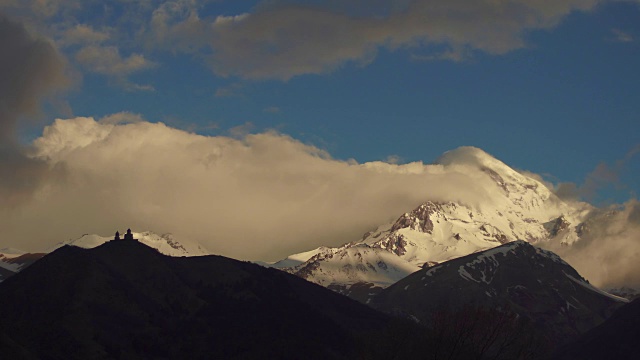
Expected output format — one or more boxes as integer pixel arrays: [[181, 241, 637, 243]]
[[269, 147, 599, 298]]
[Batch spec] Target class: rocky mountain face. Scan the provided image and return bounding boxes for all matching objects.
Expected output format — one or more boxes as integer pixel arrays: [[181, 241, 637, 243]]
[[372, 241, 627, 348], [0, 231, 210, 282], [0, 240, 412, 359], [272, 147, 598, 297]]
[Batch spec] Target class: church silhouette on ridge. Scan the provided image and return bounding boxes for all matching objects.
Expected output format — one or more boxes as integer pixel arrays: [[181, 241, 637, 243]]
[[113, 229, 137, 241]]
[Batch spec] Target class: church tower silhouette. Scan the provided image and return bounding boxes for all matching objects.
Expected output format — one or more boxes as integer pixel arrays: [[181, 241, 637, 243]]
[[113, 229, 137, 241]]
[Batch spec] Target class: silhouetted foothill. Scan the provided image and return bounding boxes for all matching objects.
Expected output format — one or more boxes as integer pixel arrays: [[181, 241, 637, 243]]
[[554, 298, 640, 359], [0, 240, 414, 359]]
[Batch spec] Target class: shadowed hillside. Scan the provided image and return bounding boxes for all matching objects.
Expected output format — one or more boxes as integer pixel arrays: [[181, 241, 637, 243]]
[[554, 298, 640, 359], [373, 241, 626, 353], [0, 240, 399, 359]]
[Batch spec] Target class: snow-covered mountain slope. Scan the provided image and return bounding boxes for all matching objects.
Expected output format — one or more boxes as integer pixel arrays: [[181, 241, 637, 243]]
[[294, 245, 421, 288], [48, 231, 211, 257], [273, 147, 596, 294], [256, 246, 332, 269]]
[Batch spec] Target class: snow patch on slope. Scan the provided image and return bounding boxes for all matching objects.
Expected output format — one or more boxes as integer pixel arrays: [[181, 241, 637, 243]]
[[293, 245, 420, 288], [564, 272, 629, 303], [47, 231, 211, 257], [261, 247, 332, 269]]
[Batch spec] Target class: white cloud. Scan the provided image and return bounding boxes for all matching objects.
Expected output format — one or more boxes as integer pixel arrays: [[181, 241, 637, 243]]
[[546, 200, 640, 289], [149, 0, 210, 51], [75, 45, 156, 76], [99, 111, 145, 125], [263, 106, 281, 114], [227, 122, 255, 138], [214, 82, 244, 97], [4, 117, 501, 261], [60, 24, 109, 46], [611, 28, 634, 43], [30, 0, 79, 18], [74, 45, 157, 91], [382, 155, 403, 164]]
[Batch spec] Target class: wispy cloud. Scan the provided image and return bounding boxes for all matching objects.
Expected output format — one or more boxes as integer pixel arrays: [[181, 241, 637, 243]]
[[202, 0, 608, 80], [1, 0, 628, 81], [383, 155, 403, 164], [263, 106, 281, 114], [1, 1, 157, 90], [553, 144, 640, 203], [98, 111, 145, 125], [74, 45, 156, 91], [75, 46, 155, 76], [214, 82, 244, 97], [611, 28, 634, 43], [411, 47, 471, 63], [59, 24, 110, 46], [227, 122, 255, 138]]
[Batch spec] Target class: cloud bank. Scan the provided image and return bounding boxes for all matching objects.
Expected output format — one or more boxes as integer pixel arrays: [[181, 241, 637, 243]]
[[549, 200, 640, 289], [4, 117, 501, 261]]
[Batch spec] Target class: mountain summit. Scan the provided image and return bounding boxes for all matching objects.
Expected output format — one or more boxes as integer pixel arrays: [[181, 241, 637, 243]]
[[271, 147, 596, 297]]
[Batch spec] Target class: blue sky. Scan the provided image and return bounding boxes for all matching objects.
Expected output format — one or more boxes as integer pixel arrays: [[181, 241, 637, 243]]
[[8, 0, 633, 204], [1, 1, 639, 256]]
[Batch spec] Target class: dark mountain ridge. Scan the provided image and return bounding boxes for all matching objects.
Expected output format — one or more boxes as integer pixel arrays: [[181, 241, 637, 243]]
[[373, 241, 626, 349], [554, 297, 640, 359], [0, 240, 400, 359]]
